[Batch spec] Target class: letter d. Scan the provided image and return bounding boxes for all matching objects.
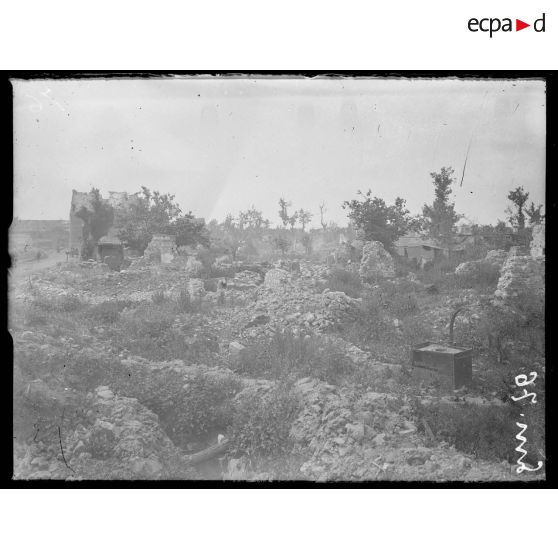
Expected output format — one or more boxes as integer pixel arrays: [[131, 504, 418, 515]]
[[534, 13, 545, 32]]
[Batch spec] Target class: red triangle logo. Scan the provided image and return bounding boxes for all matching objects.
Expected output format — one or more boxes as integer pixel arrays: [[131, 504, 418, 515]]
[[516, 19, 530, 31]]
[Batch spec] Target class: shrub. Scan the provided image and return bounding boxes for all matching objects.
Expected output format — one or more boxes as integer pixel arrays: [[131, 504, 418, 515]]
[[324, 268, 363, 298], [481, 303, 545, 363], [411, 398, 544, 465], [455, 261, 501, 290], [228, 382, 300, 459], [233, 330, 355, 384], [141, 372, 242, 446], [337, 290, 432, 363], [84, 300, 132, 324], [152, 290, 168, 304], [175, 288, 200, 313], [31, 293, 83, 313], [120, 303, 174, 338]]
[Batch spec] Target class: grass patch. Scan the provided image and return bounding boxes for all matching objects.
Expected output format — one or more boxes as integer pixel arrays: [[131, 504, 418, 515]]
[[411, 398, 544, 465], [233, 330, 355, 384]]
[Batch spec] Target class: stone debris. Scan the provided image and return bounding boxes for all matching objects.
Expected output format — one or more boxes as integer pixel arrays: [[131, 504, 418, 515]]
[[264, 268, 291, 289]]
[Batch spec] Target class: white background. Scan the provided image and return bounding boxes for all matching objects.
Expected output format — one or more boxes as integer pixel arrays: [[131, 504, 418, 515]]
[[0, 1, 556, 69], [2, 1, 554, 556]]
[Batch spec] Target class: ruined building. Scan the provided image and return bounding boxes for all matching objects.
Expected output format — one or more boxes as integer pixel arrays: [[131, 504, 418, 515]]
[[69, 190, 139, 251]]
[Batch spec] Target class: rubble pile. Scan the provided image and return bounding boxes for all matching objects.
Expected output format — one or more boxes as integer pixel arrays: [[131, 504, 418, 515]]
[[14, 386, 193, 480], [263, 268, 291, 289], [289, 377, 513, 481]]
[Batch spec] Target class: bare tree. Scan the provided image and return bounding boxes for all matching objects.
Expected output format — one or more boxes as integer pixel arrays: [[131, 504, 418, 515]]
[[319, 202, 327, 230], [278, 198, 291, 228]]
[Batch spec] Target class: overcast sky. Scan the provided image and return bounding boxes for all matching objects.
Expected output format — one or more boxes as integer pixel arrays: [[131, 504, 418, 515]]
[[13, 77, 545, 226]]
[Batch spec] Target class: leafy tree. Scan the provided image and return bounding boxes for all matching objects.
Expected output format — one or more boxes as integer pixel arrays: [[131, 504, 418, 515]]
[[505, 186, 530, 230], [422, 167, 461, 248], [525, 201, 544, 226], [216, 207, 269, 260], [239, 206, 270, 230], [116, 186, 206, 253], [165, 214, 209, 248], [75, 188, 114, 259], [297, 209, 313, 232], [343, 191, 417, 251]]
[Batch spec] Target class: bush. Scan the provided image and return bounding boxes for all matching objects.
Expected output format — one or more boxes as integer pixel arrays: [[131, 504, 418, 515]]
[[120, 303, 174, 338], [151, 290, 168, 304], [228, 382, 300, 459], [31, 294, 83, 313], [481, 302, 545, 363], [175, 288, 200, 313], [455, 261, 500, 290], [411, 398, 544, 465], [140, 372, 242, 447], [84, 300, 133, 324], [233, 330, 355, 384], [324, 268, 363, 298], [338, 289, 432, 363]]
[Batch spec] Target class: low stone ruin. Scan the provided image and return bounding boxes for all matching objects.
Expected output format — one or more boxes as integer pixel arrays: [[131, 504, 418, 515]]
[[144, 234, 177, 264], [359, 241, 396, 282]]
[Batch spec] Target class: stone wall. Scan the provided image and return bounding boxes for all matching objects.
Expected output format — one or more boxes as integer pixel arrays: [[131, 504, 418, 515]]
[[530, 223, 545, 257], [144, 234, 177, 263], [494, 255, 545, 314]]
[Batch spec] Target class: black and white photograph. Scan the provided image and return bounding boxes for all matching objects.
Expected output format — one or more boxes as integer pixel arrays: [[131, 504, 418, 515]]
[[9, 75, 546, 483]]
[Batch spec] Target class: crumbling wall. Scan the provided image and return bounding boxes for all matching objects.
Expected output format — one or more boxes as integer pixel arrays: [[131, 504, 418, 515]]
[[493, 255, 545, 314], [144, 234, 177, 263], [530, 223, 545, 257], [359, 241, 395, 282]]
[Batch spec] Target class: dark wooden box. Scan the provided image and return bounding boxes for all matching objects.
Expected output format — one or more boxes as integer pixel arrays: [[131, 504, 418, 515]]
[[411, 342, 473, 389]]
